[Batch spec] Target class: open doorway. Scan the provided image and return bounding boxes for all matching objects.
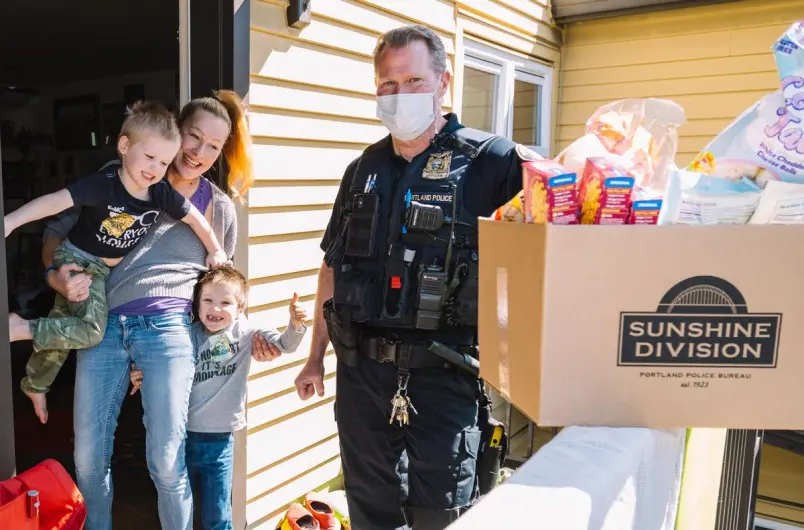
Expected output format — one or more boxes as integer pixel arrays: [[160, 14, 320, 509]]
[[1, 0, 179, 526]]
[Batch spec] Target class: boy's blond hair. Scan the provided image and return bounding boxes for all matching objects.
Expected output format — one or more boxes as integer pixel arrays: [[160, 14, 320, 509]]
[[193, 266, 248, 315], [120, 101, 180, 143]]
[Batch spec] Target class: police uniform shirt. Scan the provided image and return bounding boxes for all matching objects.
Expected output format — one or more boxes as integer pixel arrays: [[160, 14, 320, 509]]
[[321, 113, 522, 254]]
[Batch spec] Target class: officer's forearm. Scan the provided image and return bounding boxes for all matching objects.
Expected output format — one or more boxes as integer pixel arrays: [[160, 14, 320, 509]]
[[309, 261, 334, 364]]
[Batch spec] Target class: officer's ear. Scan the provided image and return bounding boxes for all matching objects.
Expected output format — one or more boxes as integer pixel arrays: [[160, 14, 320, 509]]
[[438, 70, 451, 98]]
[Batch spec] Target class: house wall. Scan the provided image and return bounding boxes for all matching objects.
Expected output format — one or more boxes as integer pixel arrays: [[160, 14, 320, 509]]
[[245, 0, 560, 527], [556, 0, 802, 167], [757, 446, 804, 528]]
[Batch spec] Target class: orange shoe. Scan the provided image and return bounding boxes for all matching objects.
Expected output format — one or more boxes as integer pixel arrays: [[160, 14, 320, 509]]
[[305, 492, 341, 530], [281, 503, 320, 530]]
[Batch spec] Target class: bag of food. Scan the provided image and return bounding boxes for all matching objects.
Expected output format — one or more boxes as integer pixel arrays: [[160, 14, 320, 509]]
[[556, 98, 686, 193], [659, 170, 762, 225], [522, 159, 578, 224], [749, 180, 804, 224], [491, 189, 526, 222], [688, 22, 804, 187]]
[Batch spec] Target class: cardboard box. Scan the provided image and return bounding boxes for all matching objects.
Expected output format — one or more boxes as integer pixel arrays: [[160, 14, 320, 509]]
[[478, 219, 804, 428]]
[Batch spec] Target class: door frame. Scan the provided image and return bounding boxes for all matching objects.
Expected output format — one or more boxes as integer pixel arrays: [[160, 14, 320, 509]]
[[0, 0, 248, 485], [0, 127, 15, 480], [185, 3, 250, 527]]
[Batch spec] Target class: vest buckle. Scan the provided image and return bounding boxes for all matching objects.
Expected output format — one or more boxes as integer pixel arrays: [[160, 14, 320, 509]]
[[378, 339, 398, 363]]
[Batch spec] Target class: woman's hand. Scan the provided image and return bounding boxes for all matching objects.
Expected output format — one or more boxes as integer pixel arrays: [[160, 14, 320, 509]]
[[48, 263, 92, 303], [252, 333, 281, 362]]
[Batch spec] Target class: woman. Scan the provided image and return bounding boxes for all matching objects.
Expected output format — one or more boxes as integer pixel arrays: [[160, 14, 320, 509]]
[[43, 91, 272, 530]]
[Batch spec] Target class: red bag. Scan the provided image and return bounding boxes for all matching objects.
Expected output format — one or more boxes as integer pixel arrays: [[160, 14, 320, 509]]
[[0, 459, 86, 530]]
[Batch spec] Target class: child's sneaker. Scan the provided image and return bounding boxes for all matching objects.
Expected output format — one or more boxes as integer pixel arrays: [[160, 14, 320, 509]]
[[280, 503, 320, 530], [305, 492, 341, 530]]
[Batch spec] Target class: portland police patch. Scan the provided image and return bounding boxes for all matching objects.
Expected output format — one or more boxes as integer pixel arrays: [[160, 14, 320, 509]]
[[422, 151, 452, 180]]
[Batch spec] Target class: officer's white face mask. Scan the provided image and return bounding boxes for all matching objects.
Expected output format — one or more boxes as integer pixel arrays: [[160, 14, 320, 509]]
[[375, 85, 440, 142]]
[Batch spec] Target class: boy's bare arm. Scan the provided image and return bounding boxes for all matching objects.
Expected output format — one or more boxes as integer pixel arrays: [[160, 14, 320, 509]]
[[180, 205, 227, 267], [5, 189, 74, 237]]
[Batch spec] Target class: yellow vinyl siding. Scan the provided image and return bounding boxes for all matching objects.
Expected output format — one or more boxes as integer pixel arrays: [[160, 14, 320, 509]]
[[557, 0, 802, 166], [246, 0, 560, 527], [756, 445, 804, 527]]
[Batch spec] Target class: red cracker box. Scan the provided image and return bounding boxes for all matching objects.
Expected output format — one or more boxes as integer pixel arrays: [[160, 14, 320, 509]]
[[580, 158, 636, 225], [523, 159, 578, 224], [629, 188, 663, 225]]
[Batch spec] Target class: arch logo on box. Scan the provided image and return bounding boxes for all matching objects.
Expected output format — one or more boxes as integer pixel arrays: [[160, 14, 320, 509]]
[[618, 276, 782, 367]]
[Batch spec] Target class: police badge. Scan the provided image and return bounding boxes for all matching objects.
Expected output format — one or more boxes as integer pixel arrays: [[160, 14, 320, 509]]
[[422, 151, 452, 180]]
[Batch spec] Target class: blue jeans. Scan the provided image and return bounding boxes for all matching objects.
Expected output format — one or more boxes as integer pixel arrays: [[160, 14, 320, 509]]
[[186, 431, 234, 530], [73, 313, 195, 530]]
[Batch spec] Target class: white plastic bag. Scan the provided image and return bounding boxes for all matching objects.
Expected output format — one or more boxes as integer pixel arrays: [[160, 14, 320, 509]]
[[556, 98, 686, 192], [688, 22, 804, 186]]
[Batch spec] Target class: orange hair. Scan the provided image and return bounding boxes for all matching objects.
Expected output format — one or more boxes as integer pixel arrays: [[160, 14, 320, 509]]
[[178, 90, 254, 197]]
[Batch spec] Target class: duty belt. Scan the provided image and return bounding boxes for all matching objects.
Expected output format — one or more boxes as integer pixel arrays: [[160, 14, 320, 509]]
[[361, 335, 476, 370]]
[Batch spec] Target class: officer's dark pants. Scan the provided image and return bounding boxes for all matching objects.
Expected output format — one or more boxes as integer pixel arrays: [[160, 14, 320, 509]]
[[335, 356, 482, 530]]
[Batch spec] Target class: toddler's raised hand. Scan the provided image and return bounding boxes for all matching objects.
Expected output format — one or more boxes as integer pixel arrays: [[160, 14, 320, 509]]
[[289, 292, 308, 329]]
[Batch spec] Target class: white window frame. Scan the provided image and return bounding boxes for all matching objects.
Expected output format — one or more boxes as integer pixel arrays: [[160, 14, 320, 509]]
[[462, 41, 553, 157]]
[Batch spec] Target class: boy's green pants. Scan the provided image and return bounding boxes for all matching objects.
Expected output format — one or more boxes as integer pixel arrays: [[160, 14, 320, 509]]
[[20, 241, 110, 394]]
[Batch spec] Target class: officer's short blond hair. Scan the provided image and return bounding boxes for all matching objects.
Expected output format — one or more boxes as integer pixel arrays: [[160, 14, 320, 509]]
[[373, 25, 447, 76]]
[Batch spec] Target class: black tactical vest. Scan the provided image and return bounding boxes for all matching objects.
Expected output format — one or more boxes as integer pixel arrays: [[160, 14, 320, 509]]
[[326, 126, 494, 346]]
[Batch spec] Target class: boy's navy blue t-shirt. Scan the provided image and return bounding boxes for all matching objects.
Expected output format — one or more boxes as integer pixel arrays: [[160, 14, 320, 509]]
[[66, 169, 192, 259]]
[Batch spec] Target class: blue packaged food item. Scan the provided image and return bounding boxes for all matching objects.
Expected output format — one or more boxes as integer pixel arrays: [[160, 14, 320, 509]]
[[688, 22, 804, 186]]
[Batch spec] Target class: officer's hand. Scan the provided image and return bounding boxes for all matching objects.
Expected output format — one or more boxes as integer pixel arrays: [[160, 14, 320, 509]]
[[252, 333, 281, 362], [295, 359, 325, 400]]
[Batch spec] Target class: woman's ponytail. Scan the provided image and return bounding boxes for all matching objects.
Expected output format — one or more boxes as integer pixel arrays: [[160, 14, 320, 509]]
[[214, 90, 254, 198]]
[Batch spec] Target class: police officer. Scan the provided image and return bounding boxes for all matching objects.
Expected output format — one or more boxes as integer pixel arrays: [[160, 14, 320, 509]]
[[294, 24, 531, 530]]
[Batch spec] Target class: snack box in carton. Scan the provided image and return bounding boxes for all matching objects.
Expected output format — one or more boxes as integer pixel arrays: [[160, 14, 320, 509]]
[[579, 157, 635, 225], [628, 198, 662, 225], [522, 160, 578, 225], [478, 218, 804, 428]]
